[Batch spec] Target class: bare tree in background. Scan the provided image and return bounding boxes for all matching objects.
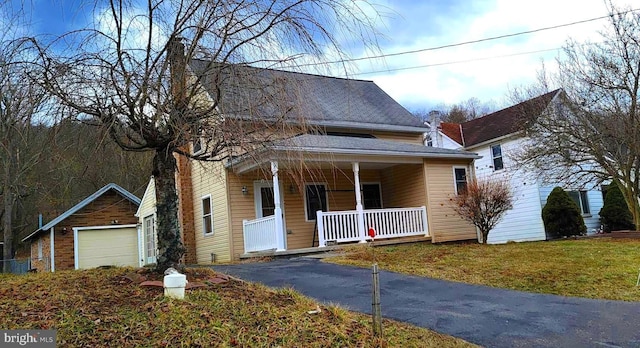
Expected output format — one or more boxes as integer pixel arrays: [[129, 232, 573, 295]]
[[513, 4, 640, 230], [450, 178, 513, 244], [0, 5, 53, 270], [414, 97, 495, 124], [31, 0, 381, 271]]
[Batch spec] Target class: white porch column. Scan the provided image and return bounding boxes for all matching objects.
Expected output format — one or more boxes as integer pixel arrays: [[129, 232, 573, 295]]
[[271, 161, 286, 251], [353, 162, 367, 243]]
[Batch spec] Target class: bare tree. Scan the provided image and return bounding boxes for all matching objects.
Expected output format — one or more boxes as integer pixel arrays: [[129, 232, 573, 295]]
[[31, 0, 380, 271], [513, 4, 640, 229], [450, 179, 513, 244], [0, 3, 54, 270], [414, 97, 495, 124]]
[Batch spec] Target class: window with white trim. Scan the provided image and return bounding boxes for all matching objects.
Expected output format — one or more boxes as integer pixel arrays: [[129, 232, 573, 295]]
[[143, 215, 157, 263], [305, 184, 327, 221], [202, 195, 214, 235], [491, 144, 504, 171], [454, 167, 468, 195], [192, 125, 203, 154], [568, 190, 590, 215], [37, 238, 43, 260]]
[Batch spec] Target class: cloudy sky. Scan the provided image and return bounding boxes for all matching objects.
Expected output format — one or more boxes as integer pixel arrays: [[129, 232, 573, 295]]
[[340, 0, 637, 111], [13, 0, 638, 112]]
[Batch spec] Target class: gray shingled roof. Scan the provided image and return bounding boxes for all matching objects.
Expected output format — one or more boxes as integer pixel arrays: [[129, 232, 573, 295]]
[[226, 134, 479, 171], [189, 60, 427, 132], [22, 183, 140, 242], [272, 134, 479, 158]]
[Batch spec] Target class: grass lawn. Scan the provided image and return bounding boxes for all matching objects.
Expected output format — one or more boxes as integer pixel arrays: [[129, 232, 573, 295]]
[[326, 238, 640, 301], [0, 267, 476, 347]]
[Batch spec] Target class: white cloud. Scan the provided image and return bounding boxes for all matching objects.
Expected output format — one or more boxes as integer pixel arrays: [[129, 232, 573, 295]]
[[346, 0, 637, 109]]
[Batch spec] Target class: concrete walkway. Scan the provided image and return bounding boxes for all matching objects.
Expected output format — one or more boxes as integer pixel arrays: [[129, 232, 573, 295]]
[[213, 258, 640, 348]]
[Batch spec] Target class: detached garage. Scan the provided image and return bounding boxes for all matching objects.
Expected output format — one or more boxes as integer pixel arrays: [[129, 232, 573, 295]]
[[23, 183, 142, 272]]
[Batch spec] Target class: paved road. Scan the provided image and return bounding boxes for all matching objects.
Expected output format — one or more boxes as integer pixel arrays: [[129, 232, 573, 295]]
[[213, 258, 640, 348]]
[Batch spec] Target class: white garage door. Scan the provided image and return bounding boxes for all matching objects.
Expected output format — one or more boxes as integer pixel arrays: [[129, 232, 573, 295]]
[[77, 227, 139, 269]]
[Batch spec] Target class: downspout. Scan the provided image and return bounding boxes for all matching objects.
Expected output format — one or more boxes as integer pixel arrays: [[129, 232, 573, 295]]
[[50, 227, 55, 272]]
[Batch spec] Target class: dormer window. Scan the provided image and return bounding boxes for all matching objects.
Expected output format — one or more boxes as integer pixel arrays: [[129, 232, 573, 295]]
[[491, 144, 503, 171]]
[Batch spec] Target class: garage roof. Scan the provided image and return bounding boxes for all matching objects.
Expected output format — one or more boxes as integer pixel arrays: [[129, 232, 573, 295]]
[[22, 183, 141, 242]]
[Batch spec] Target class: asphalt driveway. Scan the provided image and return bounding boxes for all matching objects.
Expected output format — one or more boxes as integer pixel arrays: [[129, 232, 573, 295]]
[[213, 257, 640, 348]]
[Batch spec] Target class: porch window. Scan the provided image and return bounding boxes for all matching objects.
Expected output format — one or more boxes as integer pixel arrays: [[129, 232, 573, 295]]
[[568, 190, 590, 215], [202, 195, 214, 235], [491, 144, 504, 170], [305, 184, 327, 221], [143, 215, 157, 263], [362, 183, 382, 209], [454, 167, 468, 195]]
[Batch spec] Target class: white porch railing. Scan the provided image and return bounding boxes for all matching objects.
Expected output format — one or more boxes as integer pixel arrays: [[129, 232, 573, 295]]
[[243, 215, 278, 253], [317, 206, 428, 247], [317, 210, 361, 246]]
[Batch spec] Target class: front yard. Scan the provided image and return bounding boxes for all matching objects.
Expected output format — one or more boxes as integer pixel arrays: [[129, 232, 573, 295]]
[[326, 238, 640, 301], [0, 267, 475, 347]]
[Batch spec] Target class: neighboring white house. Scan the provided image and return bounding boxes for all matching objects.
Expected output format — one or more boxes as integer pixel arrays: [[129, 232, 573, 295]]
[[430, 89, 604, 243]]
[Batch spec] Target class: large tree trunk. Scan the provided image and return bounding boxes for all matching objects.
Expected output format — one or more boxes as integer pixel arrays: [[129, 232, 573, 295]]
[[153, 148, 185, 272], [631, 199, 640, 231], [618, 181, 640, 231]]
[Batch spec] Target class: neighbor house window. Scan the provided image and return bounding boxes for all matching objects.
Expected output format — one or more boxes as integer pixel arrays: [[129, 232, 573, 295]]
[[491, 144, 504, 170], [202, 195, 213, 235], [305, 184, 327, 221], [454, 167, 468, 195], [568, 190, 590, 215]]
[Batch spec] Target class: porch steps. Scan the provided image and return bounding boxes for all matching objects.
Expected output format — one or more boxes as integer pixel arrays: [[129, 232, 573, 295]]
[[240, 235, 431, 260]]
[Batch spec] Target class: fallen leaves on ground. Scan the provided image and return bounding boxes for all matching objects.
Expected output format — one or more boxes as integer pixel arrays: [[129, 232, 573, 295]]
[[0, 267, 476, 347]]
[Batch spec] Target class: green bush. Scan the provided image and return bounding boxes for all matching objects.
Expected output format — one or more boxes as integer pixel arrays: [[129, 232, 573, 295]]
[[599, 183, 634, 232], [542, 187, 586, 238]]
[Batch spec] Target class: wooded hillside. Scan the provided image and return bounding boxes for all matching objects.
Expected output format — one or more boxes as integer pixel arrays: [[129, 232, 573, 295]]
[[2, 121, 152, 258]]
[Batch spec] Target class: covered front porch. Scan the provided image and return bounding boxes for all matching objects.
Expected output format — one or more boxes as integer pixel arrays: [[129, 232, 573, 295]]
[[234, 159, 431, 254], [226, 133, 479, 256], [242, 161, 429, 253]]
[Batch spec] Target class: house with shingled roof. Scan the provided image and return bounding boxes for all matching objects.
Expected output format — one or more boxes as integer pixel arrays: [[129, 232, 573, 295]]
[[433, 89, 604, 243], [22, 183, 141, 272], [138, 62, 484, 263]]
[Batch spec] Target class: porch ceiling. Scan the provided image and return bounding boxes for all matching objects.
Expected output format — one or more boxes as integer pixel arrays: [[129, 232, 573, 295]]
[[227, 134, 479, 174]]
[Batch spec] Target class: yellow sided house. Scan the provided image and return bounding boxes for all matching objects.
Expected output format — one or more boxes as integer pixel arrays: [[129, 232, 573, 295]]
[[139, 63, 480, 264]]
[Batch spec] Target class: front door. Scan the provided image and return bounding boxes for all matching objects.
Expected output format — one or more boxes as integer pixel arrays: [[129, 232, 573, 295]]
[[143, 215, 157, 264], [254, 181, 287, 248]]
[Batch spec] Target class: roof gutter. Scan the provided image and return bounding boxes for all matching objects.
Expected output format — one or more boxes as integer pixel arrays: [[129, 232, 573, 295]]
[[271, 145, 480, 159]]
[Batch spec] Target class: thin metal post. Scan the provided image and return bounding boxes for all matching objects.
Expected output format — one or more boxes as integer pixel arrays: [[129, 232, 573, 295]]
[[372, 263, 383, 338]]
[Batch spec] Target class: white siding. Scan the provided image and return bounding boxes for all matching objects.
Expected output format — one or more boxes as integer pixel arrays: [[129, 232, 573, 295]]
[[427, 131, 462, 150], [136, 178, 157, 263], [471, 137, 547, 244], [539, 186, 604, 234]]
